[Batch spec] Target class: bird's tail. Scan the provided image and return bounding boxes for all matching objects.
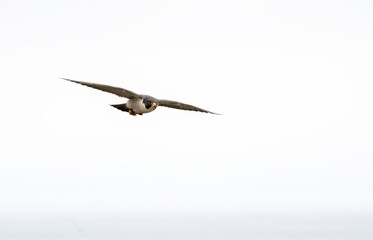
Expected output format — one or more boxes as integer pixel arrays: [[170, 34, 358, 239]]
[[111, 103, 129, 112]]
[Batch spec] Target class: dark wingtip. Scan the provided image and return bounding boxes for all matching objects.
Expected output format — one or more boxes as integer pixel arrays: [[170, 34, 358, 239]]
[[208, 111, 222, 115], [60, 77, 77, 84], [61, 77, 76, 82]]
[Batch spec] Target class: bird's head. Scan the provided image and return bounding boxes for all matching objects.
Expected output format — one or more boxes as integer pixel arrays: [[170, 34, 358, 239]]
[[142, 96, 158, 110]]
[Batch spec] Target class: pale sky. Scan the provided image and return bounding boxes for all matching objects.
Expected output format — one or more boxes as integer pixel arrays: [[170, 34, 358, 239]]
[[0, 0, 373, 217]]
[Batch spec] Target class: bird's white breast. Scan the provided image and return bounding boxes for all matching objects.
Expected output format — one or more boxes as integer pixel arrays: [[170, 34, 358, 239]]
[[127, 98, 156, 114]]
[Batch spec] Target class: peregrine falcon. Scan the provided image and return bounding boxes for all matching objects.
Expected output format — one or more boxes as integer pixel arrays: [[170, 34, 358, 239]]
[[62, 78, 219, 116]]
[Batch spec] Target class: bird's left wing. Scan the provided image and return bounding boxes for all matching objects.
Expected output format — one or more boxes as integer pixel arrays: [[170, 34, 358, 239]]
[[158, 99, 219, 114], [62, 78, 139, 99]]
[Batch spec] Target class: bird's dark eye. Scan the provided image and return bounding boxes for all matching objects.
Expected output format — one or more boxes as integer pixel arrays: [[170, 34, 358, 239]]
[[144, 101, 152, 109]]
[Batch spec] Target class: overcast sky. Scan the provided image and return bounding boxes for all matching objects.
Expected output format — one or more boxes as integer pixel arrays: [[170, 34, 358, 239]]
[[0, 0, 372, 217]]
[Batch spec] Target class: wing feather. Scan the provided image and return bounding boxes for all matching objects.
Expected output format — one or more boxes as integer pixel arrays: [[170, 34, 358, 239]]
[[158, 99, 219, 114], [62, 78, 139, 99]]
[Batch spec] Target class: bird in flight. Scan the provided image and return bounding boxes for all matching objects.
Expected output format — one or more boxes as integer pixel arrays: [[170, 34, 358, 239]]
[[62, 78, 219, 116]]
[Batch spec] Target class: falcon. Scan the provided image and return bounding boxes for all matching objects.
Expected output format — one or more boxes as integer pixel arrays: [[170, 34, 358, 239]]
[[62, 78, 219, 116]]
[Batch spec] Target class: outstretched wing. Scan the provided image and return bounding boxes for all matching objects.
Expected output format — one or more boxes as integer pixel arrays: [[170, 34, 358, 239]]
[[158, 99, 219, 114], [62, 78, 139, 99]]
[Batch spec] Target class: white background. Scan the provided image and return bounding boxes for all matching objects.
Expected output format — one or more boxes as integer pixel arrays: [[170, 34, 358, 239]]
[[1, 0, 372, 217]]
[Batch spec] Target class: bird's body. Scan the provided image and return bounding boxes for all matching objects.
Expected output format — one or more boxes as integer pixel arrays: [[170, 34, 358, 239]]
[[122, 96, 158, 115], [62, 78, 218, 116]]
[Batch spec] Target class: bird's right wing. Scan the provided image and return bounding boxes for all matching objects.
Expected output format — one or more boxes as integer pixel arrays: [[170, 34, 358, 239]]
[[62, 78, 139, 99], [158, 99, 219, 114]]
